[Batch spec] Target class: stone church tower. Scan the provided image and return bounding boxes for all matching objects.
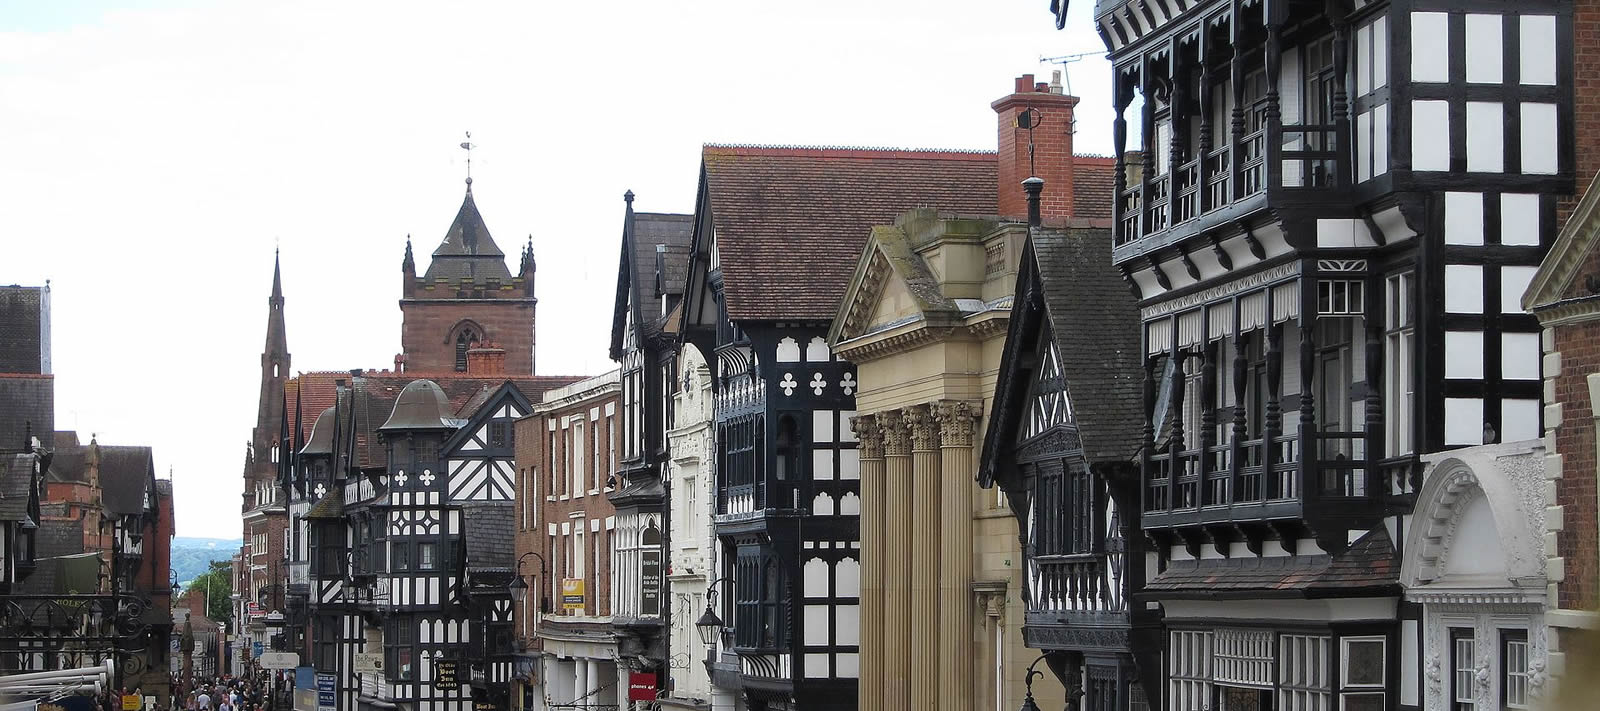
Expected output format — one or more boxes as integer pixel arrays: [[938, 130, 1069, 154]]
[[399, 177, 538, 374], [248, 251, 289, 490]]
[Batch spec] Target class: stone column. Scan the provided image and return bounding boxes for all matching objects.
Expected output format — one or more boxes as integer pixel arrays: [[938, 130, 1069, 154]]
[[881, 413, 912, 711], [905, 405, 941, 711], [851, 414, 887, 711], [935, 401, 977, 711]]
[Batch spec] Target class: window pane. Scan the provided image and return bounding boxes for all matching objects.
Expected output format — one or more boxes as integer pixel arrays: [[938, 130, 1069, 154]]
[[1344, 639, 1385, 686]]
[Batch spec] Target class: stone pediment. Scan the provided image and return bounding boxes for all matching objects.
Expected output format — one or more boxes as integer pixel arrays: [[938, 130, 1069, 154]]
[[828, 225, 960, 351], [1526, 171, 1600, 312]]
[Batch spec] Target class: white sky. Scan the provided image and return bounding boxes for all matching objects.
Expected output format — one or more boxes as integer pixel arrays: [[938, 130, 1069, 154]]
[[0, 0, 1114, 537]]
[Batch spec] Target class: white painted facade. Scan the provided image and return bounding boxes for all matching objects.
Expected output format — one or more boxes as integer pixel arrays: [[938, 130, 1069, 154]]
[[1401, 441, 1550, 710]]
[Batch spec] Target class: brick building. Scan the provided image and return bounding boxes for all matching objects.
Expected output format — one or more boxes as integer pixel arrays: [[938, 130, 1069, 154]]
[[511, 371, 622, 711]]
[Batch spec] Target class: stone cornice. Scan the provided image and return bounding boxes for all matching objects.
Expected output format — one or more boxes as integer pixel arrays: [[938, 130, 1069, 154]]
[[1531, 294, 1600, 327]]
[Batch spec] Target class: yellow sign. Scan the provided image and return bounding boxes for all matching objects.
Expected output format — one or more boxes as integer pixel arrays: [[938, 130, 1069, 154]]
[[561, 578, 585, 610], [121, 695, 141, 711]]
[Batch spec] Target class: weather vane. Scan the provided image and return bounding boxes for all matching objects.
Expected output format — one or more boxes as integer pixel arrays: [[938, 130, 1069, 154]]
[[460, 132, 476, 184]]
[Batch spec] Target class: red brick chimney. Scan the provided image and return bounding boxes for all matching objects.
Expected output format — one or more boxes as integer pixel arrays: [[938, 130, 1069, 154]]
[[993, 73, 1080, 221], [466, 341, 506, 375]]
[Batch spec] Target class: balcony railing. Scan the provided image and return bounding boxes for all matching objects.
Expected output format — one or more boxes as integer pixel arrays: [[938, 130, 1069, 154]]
[[1145, 434, 1303, 515], [1241, 127, 1267, 196], [1119, 187, 1143, 246], [1205, 148, 1231, 209], [1028, 553, 1126, 614], [1146, 174, 1170, 234], [1174, 160, 1201, 224]]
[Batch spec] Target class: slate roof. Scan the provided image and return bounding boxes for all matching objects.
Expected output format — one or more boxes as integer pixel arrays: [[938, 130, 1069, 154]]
[[46, 446, 87, 484], [0, 454, 37, 521], [1032, 227, 1144, 463], [460, 503, 515, 572], [421, 185, 514, 283], [98, 445, 153, 516], [700, 145, 999, 321], [610, 207, 695, 358], [1144, 528, 1400, 596], [0, 374, 53, 454], [17, 520, 87, 594], [378, 380, 461, 432]]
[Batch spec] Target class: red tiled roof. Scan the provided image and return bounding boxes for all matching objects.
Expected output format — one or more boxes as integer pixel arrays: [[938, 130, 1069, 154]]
[[702, 144, 999, 321], [285, 370, 584, 447], [1072, 158, 1118, 220], [1144, 527, 1399, 596]]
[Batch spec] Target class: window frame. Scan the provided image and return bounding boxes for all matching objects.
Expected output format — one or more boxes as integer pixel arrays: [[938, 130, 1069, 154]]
[[1502, 628, 1530, 710], [1451, 627, 1476, 711]]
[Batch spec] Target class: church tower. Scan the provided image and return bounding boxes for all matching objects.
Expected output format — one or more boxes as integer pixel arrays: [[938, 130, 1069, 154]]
[[249, 250, 290, 489], [399, 178, 538, 374]]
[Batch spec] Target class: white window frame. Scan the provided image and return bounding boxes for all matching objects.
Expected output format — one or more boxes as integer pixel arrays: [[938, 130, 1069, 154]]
[[1385, 273, 1415, 457]]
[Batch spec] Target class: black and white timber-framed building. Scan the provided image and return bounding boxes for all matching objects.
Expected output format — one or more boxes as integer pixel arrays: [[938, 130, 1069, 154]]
[[1029, 0, 1582, 706], [978, 220, 1154, 711]]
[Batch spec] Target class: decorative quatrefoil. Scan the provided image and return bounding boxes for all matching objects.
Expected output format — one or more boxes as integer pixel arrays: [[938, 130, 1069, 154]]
[[314, 483, 327, 499], [419, 469, 436, 486], [394, 470, 408, 487], [839, 372, 857, 396], [809, 373, 826, 396], [779, 373, 798, 396]]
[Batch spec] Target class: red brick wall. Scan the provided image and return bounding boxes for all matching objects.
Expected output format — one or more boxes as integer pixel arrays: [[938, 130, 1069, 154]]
[[399, 299, 537, 375], [1563, 0, 1600, 223], [512, 387, 620, 624], [993, 75, 1080, 221], [1555, 319, 1600, 610]]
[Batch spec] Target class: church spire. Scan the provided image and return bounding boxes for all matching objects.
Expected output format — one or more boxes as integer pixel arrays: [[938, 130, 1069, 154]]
[[402, 235, 415, 275], [271, 248, 284, 306], [249, 250, 290, 486]]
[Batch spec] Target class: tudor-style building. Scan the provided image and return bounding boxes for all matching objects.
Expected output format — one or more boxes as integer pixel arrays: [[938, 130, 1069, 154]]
[[976, 213, 1151, 711], [678, 143, 1000, 710], [607, 191, 694, 701], [1042, 0, 1578, 704]]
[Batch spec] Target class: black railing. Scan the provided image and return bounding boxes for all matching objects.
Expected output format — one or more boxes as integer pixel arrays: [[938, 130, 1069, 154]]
[[1174, 160, 1201, 224], [1030, 553, 1125, 613], [1119, 186, 1143, 246], [1205, 149, 1231, 209]]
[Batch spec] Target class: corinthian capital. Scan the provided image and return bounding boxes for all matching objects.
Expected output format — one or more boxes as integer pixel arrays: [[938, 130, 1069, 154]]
[[850, 413, 884, 460], [934, 400, 977, 448], [882, 412, 910, 457], [903, 405, 938, 452]]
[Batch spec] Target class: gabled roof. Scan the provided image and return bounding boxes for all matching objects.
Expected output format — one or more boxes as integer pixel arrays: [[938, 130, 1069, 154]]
[[610, 195, 694, 359], [99, 445, 154, 516], [697, 145, 999, 321], [979, 226, 1143, 484], [0, 373, 52, 454], [420, 184, 513, 283], [461, 502, 515, 572], [0, 453, 38, 522], [1526, 171, 1600, 312], [443, 381, 534, 454]]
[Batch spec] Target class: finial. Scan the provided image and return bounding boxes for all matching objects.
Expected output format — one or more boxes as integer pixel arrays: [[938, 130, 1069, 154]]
[[460, 132, 476, 188], [624, 190, 635, 205]]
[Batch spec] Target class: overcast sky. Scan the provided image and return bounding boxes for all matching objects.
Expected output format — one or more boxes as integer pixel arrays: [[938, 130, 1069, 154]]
[[0, 0, 1113, 538]]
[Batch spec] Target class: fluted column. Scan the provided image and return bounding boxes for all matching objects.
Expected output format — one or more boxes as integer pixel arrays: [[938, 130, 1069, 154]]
[[935, 401, 977, 711], [851, 414, 886, 711], [905, 406, 941, 711], [881, 413, 912, 711]]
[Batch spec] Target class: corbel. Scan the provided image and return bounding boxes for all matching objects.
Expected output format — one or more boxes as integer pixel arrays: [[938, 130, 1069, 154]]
[[1209, 233, 1233, 271], [1237, 220, 1266, 260], [1178, 247, 1202, 281]]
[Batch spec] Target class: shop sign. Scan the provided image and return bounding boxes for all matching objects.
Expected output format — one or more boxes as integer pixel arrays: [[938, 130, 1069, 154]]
[[640, 550, 662, 616], [627, 672, 657, 702], [561, 578, 585, 610], [433, 658, 460, 690]]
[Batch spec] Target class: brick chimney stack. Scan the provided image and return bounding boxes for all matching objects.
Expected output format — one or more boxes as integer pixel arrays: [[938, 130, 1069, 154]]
[[993, 72, 1080, 221], [466, 342, 507, 375]]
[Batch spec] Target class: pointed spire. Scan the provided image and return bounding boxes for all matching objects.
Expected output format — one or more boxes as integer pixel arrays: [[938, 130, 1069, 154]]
[[270, 248, 283, 306], [520, 234, 536, 276], [403, 235, 415, 274]]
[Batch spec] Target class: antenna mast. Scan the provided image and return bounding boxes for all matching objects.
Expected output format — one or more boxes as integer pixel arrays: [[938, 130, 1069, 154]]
[[460, 132, 476, 184], [1040, 51, 1102, 95]]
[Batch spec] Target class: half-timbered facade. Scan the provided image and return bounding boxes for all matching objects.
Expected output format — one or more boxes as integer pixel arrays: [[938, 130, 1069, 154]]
[[607, 192, 694, 700], [978, 220, 1151, 711], [678, 144, 1002, 710], [1050, 0, 1581, 703]]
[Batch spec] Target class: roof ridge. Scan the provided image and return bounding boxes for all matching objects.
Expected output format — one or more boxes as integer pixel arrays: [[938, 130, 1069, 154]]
[[704, 143, 997, 161]]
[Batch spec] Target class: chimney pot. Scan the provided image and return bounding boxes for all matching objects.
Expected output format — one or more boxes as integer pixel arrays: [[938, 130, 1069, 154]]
[[993, 75, 1082, 222], [1014, 74, 1035, 93], [1035, 82, 1049, 93]]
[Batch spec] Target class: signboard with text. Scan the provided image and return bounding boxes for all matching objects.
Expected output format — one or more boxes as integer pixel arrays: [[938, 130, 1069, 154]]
[[315, 673, 336, 711], [432, 658, 460, 690], [640, 550, 662, 616], [561, 578, 585, 611], [627, 672, 658, 702], [120, 695, 140, 711], [258, 652, 299, 670], [353, 652, 383, 674]]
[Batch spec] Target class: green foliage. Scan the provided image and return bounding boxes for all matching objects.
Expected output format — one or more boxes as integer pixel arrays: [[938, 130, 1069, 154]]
[[187, 560, 233, 623]]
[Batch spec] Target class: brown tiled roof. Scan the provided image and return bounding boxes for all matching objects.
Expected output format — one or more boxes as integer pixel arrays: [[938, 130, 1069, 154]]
[[99, 445, 154, 516], [1144, 528, 1399, 597], [1072, 158, 1118, 220], [701, 145, 999, 321]]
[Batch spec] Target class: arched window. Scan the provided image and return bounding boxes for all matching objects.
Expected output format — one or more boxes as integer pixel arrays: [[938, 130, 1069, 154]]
[[455, 329, 479, 372]]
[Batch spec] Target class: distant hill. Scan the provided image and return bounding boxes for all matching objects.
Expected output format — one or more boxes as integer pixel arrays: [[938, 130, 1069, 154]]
[[171, 537, 242, 585]]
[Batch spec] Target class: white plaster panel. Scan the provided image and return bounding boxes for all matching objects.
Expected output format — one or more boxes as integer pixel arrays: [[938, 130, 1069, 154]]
[[835, 604, 860, 645], [1521, 103, 1559, 174], [812, 449, 835, 480], [838, 491, 861, 516], [803, 558, 829, 597], [1411, 13, 1451, 82], [804, 653, 829, 678], [1521, 15, 1558, 85], [1373, 103, 1390, 177], [812, 492, 835, 516], [805, 336, 831, 362], [1501, 194, 1541, 246], [839, 411, 858, 442], [1503, 332, 1541, 381], [1316, 218, 1374, 247], [1357, 22, 1372, 95], [1444, 265, 1485, 313], [1402, 619, 1420, 706], [812, 410, 835, 443], [1445, 398, 1486, 445], [1503, 399, 1542, 442], [1466, 102, 1505, 173], [838, 449, 860, 480], [1357, 110, 1374, 182], [836, 653, 860, 679], [1465, 14, 1504, 84], [1502, 265, 1539, 313], [775, 337, 800, 362], [1445, 192, 1485, 245], [836, 557, 861, 597], [1412, 101, 1451, 171], [1373, 16, 1389, 89], [1445, 331, 1485, 379]]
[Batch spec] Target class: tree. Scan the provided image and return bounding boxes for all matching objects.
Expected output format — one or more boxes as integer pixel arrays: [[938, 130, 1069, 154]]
[[187, 560, 233, 623]]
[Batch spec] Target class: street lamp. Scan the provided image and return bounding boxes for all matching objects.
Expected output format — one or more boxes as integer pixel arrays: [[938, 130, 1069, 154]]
[[694, 577, 732, 647], [508, 552, 550, 614], [1018, 653, 1052, 711]]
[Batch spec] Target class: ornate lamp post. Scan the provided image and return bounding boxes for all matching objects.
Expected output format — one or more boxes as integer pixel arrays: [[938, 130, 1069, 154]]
[[693, 577, 732, 648]]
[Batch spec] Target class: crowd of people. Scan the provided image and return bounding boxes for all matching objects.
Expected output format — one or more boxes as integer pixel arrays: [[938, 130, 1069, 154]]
[[170, 674, 274, 711]]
